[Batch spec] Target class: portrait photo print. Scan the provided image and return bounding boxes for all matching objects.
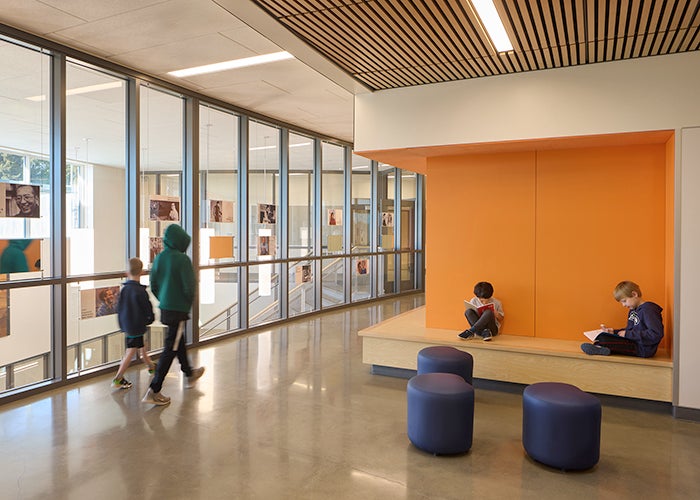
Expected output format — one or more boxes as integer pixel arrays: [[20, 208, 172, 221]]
[[149, 195, 180, 221], [258, 203, 277, 224], [1, 182, 40, 219]]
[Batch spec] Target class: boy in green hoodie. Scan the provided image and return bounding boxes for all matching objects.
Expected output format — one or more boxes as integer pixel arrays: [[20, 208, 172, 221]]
[[142, 224, 205, 406]]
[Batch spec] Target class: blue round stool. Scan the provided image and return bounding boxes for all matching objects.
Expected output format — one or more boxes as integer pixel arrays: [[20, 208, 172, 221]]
[[417, 346, 474, 384], [407, 372, 474, 455], [522, 382, 601, 470]]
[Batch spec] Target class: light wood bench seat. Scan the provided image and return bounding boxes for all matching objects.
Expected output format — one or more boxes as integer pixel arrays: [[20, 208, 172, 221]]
[[358, 306, 673, 402]]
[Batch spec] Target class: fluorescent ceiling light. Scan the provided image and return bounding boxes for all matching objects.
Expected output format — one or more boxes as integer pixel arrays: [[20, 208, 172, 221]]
[[26, 81, 123, 102], [471, 0, 514, 52], [250, 145, 277, 152], [169, 51, 294, 78], [290, 142, 311, 148]]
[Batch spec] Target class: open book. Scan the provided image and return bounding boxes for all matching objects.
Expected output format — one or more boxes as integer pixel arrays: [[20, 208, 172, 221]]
[[464, 300, 495, 315], [583, 329, 605, 342]]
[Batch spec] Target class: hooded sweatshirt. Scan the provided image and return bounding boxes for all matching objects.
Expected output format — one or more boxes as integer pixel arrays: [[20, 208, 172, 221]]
[[149, 225, 194, 313], [620, 301, 664, 358], [0, 239, 31, 273]]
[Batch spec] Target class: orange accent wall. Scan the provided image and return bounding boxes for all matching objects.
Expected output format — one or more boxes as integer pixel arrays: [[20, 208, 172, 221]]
[[425, 143, 672, 350]]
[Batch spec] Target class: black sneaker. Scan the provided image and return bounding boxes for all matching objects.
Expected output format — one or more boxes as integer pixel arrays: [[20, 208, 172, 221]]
[[458, 329, 475, 340], [480, 329, 493, 341], [581, 343, 611, 356]]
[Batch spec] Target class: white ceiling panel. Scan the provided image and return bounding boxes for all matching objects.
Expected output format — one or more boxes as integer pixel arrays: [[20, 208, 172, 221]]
[[39, 0, 168, 23], [0, 0, 84, 35]]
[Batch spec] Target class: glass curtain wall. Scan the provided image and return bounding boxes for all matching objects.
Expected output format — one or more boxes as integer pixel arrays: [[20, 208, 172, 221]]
[[248, 121, 281, 326], [321, 142, 345, 307], [0, 30, 424, 400], [0, 39, 51, 391], [198, 105, 239, 339], [351, 154, 371, 301], [65, 61, 128, 375], [288, 133, 315, 317]]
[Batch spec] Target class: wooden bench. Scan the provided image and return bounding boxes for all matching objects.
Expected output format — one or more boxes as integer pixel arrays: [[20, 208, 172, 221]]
[[358, 306, 673, 402]]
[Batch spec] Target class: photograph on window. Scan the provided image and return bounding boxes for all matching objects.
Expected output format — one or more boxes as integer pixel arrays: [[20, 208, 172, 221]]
[[149, 195, 180, 221], [0, 183, 40, 219], [356, 259, 369, 275], [0, 239, 42, 274], [381, 212, 394, 227], [0, 289, 8, 338], [327, 208, 342, 226], [295, 264, 312, 284], [257, 235, 276, 257], [80, 285, 120, 319], [149, 236, 164, 262], [209, 199, 234, 223], [258, 203, 276, 224]]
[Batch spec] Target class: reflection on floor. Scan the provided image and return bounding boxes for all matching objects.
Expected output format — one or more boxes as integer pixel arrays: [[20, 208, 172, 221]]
[[0, 294, 699, 499]]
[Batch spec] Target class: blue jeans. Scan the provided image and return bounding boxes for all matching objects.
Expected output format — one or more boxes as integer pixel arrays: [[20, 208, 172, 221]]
[[149, 309, 193, 393]]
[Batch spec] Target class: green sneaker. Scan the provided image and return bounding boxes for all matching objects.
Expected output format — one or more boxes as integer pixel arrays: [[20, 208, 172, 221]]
[[112, 377, 132, 390]]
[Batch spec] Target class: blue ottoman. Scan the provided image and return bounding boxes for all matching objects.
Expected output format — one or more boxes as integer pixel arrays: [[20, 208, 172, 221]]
[[407, 373, 474, 455], [417, 346, 474, 384], [522, 382, 601, 470]]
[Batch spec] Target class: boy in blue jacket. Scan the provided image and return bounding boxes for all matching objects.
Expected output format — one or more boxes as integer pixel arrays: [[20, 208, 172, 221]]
[[581, 281, 664, 358], [113, 257, 156, 389], [142, 225, 204, 405]]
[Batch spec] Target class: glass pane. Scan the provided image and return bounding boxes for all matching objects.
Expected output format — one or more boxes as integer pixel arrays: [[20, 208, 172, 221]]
[[199, 266, 240, 340], [378, 253, 396, 296], [322, 257, 344, 307], [351, 154, 371, 253], [0, 284, 52, 392], [139, 87, 184, 269], [0, 40, 51, 278], [400, 172, 416, 250], [67, 277, 123, 375], [322, 142, 344, 256], [352, 256, 371, 301], [378, 164, 395, 252], [400, 252, 416, 292], [66, 61, 127, 275], [249, 121, 280, 262], [200, 105, 238, 265], [288, 260, 315, 316], [289, 133, 313, 258], [249, 263, 281, 326]]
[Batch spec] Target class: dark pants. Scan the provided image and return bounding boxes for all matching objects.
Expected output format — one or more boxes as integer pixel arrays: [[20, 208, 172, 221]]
[[465, 309, 499, 335], [594, 332, 639, 356], [149, 309, 193, 393]]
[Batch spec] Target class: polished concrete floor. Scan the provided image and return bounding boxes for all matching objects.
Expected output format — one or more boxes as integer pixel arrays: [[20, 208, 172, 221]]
[[1, 294, 699, 500]]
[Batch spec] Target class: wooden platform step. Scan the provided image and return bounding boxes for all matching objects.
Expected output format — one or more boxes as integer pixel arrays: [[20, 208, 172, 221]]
[[358, 306, 673, 402]]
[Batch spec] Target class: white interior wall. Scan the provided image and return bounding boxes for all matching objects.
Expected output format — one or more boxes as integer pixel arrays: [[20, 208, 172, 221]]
[[355, 50, 700, 412]]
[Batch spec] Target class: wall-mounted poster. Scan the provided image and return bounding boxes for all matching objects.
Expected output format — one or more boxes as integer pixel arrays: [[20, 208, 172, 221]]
[[295, 264, 312, 284], [327, 208, 342, 226], [356, 259, 369, 275], [1, 183, 40, 218], [149, 237, 164, 263], [0, 239, 42, 274], [257, 235, 277, 257], [80, 286, 120, 319], [258, 203, 277, 224], [209, 200, 234, 223], [209, 236, 234, 259], [0, 289, 8, 338], [381, 212, 394, 227], [149, 195, 180, 221]]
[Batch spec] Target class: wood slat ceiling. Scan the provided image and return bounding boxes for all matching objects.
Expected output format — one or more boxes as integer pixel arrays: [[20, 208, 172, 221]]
[[250, 0, 700, 91]]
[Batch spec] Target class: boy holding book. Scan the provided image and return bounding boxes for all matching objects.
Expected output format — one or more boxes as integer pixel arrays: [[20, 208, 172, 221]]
[[581, 280, 664, 357], [459, 281, 504, 341]]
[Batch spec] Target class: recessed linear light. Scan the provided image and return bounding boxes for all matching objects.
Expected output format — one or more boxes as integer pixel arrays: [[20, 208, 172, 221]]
[[26, 81, 123, 102], [168, 51, 294, 78], [471, 0, 514, 53]]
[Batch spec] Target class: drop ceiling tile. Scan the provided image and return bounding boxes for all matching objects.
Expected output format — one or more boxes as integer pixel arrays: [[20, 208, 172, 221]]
[[39, 0, 167, 23], [52, 0, 244, 56], [0, 0, 84, 34], [219, 24, 283, 54]]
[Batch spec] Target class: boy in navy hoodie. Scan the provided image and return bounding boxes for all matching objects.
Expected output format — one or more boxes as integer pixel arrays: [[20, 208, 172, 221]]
[[581, 281, 664, 357], [113, 257, 156, 389], [142, 225, 204, 405]]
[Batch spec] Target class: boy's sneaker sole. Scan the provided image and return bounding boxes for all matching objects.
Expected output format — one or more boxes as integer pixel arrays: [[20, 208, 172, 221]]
[[581, 343, 611, 356]]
